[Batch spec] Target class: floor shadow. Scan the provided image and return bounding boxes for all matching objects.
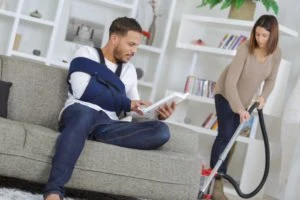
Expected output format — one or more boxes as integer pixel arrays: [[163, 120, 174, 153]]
[[0, 176, 140, 200]]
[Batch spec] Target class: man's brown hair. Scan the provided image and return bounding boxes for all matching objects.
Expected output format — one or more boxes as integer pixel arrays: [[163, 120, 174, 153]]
[[109, 17, 142, 37]]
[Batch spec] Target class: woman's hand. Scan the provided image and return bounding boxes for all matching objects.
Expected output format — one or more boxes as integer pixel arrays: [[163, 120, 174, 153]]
[[131, 100, 150, 115], [256, 96, 265, 110], [238, 109, 250, 123]]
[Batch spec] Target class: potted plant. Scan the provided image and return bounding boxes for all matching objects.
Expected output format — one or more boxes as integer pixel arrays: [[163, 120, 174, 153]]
[[197, 0, 279, 21]]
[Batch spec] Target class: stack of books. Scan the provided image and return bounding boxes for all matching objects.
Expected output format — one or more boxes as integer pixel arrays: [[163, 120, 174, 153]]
[[201, 113, 255, 135], [184, 76, 216, 98], [218, 34, 247, 50]]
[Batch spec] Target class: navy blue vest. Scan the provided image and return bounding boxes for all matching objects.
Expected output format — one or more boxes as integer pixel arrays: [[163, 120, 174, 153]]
[[67, 52, 130, 115]]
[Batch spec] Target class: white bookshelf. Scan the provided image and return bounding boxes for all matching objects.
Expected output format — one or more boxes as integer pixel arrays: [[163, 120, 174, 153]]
[[166, 120, 251, 144], [133, 0, 178, 101], [180, 15, 298, 37], [80, 0, 135, 10], [0, 0, 178, 103], [138, 44, 162, 54], [19, 15, 55, 26], [138, 80, 154, 88], [176, 43, 237, 57], [0, 0, 64, 63], [11, 50, 47, 62], [166, 89, 215, 104], [0, 9, 17, 18]]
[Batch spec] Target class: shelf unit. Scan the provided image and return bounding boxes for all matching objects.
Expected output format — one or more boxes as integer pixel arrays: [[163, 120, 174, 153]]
[[132, 0, 177, 101], [48, 0, 139, 69], [0, 9, 17, 17], [49, 0, 177, 102], [0, 0, 178, 102], [166, 14, 298, 197], [0, 0, 65, 65]]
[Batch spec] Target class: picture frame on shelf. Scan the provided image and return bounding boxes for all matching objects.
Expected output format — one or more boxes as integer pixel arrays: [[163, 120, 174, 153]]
[[65, 17, 104, 48], [13, 34, 22, 51]]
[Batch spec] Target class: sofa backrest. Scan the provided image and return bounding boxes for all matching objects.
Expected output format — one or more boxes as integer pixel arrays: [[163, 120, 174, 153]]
[[0, 55, 68, 131]]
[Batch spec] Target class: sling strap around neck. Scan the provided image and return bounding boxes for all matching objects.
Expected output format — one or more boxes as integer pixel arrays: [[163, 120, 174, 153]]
[[95, 47, 123, 77]]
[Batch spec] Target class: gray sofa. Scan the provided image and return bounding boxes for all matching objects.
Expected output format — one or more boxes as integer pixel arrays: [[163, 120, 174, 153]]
[[0, 55, 202, 200]]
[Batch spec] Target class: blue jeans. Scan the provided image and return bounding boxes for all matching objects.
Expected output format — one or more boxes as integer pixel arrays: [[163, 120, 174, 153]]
[[44, 103, 170, 198], [210, 94, 240, 174]]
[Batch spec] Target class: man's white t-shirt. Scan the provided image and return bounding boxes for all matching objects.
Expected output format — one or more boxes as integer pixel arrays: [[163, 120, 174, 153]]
[[61, 46, 139, 120]]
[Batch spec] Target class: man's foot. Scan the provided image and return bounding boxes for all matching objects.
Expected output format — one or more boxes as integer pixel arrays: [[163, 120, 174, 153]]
[[212, 179, 228, 200], [44, 193, 61, 200]]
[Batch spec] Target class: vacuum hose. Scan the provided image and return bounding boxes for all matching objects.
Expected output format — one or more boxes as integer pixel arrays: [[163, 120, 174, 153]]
[[221, 103, 270, 198]]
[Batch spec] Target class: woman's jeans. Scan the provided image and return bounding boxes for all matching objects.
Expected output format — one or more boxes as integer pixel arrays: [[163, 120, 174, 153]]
[[44, 103, 170, 198], [210, 94, 240, 174]]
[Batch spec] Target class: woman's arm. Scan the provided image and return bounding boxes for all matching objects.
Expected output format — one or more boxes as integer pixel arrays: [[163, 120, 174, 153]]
[[225, 43, 249, 113], [260, 48, 282, 100]]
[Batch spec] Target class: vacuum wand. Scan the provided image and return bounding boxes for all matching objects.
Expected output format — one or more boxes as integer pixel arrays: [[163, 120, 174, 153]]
[[197, 102, 259, 199]]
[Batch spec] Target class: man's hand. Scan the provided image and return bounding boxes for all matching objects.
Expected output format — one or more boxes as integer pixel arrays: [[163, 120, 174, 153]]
[[131, 100, 150, 115], [256, 96, 265, 110], [157, 102, 176, 120]]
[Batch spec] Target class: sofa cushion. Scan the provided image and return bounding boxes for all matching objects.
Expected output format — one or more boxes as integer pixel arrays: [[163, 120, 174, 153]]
[[21, 122, 200, 185], [0, 118, 26, 154], [0, 80, 12, 118], [78, 144, 200, 185], [0, 56, 68, 131]]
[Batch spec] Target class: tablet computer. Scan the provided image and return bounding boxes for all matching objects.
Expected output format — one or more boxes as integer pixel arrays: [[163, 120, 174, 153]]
[[140, 92, 189, 114]]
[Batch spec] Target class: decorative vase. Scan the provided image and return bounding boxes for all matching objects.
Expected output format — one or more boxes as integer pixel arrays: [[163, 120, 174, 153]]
[[146, 15, 156, 46], [228, 0, 256, 21], [136, 67, 144, 80]]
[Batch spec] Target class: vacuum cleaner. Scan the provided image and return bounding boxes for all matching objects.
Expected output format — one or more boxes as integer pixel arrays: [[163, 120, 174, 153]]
[[197, 102, 270, 199]]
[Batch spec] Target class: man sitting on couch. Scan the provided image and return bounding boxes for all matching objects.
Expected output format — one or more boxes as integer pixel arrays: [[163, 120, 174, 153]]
[[44, 17, 176, 200]]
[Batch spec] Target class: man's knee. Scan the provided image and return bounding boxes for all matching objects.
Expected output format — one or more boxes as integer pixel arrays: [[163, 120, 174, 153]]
[[152, 121, 170, 147], [158, 121, 170, 139]]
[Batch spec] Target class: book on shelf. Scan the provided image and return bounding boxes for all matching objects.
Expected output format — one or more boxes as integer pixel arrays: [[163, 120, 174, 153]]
[[201, 113, 214, 127], [184, 75, 196, 94], [184, 76, 216, 99], [201, 113, 255, 134], [201, 113, 218, 130], [222, 34, 234, 49], [211, 120, 218, 130], [218, 34, 229, 48], [218, 34, 247, 50]]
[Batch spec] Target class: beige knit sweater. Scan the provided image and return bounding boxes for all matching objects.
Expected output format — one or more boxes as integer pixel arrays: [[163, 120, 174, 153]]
[[215, 41, 282, 113]]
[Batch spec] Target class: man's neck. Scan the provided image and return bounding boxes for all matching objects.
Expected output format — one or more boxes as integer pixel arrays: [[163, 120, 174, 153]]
[[101, 45, 117, 64]]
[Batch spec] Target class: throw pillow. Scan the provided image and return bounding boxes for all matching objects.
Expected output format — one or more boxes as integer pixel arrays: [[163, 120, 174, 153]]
[[0, 80, 12, 118]]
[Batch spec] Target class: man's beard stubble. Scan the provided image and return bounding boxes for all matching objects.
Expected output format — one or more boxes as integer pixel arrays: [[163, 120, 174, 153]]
[[113, 46, 126, 64]]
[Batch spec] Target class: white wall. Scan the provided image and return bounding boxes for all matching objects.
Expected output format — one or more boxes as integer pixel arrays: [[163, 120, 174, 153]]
[[159, 1, 300, 199]]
